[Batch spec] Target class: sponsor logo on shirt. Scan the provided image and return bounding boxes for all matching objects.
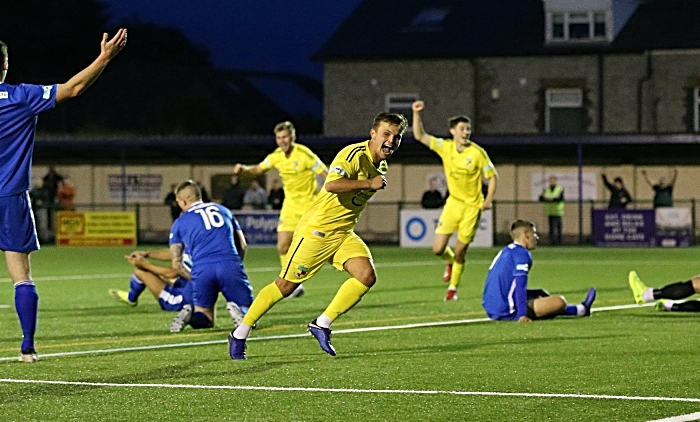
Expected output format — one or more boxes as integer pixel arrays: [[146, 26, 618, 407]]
[[42, 85, 53, 99], [330, 166, 347, 177], [0, 92, 7, 99], [516, 263, 529, 272]]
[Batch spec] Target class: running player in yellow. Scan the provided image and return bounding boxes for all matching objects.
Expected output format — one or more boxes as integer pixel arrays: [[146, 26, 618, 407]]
[[233, 121, 328, 297], [228, 112, 408, 359], [412, 100, 498, 301]]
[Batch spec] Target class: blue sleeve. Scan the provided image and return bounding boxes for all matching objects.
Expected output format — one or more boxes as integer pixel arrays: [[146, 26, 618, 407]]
[[21, 84, 57, 115], [513, 274, 529, 319], [169, 219, 182, 245], [231, 215, 241, 232]]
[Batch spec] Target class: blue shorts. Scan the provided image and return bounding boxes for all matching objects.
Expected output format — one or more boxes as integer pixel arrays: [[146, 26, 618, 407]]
[[191, 259, 254, 309], [158, 278, 193, 311], [0, 192, 40, 253]]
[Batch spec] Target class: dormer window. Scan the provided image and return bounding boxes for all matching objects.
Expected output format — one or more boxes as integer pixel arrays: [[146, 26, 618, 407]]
[[547, 11, 610, 43]]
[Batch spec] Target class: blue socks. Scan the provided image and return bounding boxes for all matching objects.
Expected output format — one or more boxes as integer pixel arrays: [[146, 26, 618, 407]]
[[15, 281, 38, 352], [563, 305, 578, 316], [128, 273, 146, 303], [190, 312, 213, 329]]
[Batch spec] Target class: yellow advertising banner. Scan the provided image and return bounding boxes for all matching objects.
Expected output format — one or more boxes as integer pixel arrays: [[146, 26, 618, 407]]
[[56, 211, 137, 247]]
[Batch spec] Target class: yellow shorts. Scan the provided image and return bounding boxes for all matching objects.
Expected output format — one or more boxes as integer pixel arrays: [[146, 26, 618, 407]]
[[279, 230, 372, 283], [277, 203, 306, 232], [435, 196, 482, 244]]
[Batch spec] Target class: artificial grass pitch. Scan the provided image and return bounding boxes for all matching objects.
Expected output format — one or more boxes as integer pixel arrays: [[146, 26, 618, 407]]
[[1, 245, 700, 421]]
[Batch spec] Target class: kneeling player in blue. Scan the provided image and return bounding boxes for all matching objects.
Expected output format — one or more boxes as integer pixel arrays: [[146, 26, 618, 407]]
[[168, 180, 254, 333], [109, 248, 193, 312], [482, 220, 596, 322]]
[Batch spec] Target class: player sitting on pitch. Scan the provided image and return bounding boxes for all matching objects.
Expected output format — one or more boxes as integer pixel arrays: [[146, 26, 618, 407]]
[[629, 271, 700, 312], [482, 220, 596, 322], [109, 248, 193, 312]]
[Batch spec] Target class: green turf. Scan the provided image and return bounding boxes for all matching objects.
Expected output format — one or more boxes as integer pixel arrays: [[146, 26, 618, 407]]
[[1, 245, 700, 421]]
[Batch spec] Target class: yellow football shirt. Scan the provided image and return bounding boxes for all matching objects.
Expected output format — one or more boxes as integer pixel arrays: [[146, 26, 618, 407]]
[[296, 141, 387, 236], [259, 143, 327, 207], [429, 136, 497, 207]]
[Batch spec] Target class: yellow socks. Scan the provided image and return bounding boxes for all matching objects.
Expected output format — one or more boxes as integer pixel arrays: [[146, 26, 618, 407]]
[[322, 278, 370, 322], [440, 247, 455, 263], [449, 262, 465, 290], [241, 282, 284, 328]]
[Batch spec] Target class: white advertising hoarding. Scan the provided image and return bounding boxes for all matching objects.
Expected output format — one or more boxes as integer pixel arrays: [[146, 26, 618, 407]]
[[400, 209, 493, 248]]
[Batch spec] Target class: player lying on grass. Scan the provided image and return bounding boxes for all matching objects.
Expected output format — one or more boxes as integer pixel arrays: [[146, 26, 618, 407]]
[[629, 271, 700, 312], [109, 248, 193, 312], [482, 220, 596, 322]]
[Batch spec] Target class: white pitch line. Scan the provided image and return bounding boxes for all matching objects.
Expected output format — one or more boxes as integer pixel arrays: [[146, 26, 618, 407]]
[[0, 261, 446, 283], [0, 304, 10, 309], [0, 303, 652, 362], [0, 378, 698, 404], [648, 412, 700, 422]]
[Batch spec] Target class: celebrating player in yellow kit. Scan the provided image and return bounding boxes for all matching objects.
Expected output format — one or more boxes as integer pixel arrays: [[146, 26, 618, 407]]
[[229, 112, 408, 359], [412, 100, 498, 301], [233, 121, 328, 297]]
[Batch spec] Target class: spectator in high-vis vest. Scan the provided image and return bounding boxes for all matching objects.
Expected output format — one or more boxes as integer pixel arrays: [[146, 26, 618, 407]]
[[539, 176, 564, 245]]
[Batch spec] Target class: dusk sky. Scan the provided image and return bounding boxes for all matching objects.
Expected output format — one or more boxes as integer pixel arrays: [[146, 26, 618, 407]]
[[100, 0, 364, 80]]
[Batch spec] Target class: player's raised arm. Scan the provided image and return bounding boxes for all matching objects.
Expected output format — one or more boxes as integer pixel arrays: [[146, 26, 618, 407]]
[[411, 100, 432, 146], [56, 29, 127, 104]]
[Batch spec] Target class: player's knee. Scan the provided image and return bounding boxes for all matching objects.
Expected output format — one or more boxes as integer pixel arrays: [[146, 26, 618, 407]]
[[276, 278, 299, 297], [553, 296, 567, 312], [189, 312, 213, 329], [355, 270, 376, 287], [691, 276, 700, 293], [432, 246, 445, 256], [278, 243, 290, 256], [134, 268, 148, 279]]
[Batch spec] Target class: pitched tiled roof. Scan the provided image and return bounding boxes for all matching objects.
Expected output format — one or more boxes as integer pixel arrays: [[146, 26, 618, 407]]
[[314, 0, 700, 60]]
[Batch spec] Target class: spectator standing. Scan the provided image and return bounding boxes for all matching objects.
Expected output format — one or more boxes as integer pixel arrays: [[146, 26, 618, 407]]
[[641, 169, 677, 208], [538, 176, 564, 245], [267, 179, 285, 210], [421, 178, 444, 209], [602, 173, 632, 209], [243, 180, 268, 210], [42, 166, 63, 230], [164, 184, 180, 222], [57, 177, 76, 211], [196, 181, 211, 203], [221, 175, 246, 211]]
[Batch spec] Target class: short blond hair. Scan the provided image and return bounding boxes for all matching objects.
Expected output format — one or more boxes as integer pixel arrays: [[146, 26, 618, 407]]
[[175, 180, 201, 202], [274, 121, 295, 137]]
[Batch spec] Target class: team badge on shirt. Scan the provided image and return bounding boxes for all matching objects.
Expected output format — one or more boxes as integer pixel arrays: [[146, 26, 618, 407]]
[[295, 265, 309, 278]]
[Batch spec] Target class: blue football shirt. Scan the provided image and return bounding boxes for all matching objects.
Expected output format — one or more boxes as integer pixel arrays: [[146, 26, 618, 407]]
[[169, 201, 242, 265], [482, 242, 533, 319], [0, 83, 57, 196]]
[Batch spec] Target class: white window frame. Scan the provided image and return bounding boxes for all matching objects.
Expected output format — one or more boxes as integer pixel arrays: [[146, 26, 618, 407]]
[[546, 11, 611, 43], [545, 88, 583, 133], [694, 87, 700, 132], [385, 93, 419, 132]]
